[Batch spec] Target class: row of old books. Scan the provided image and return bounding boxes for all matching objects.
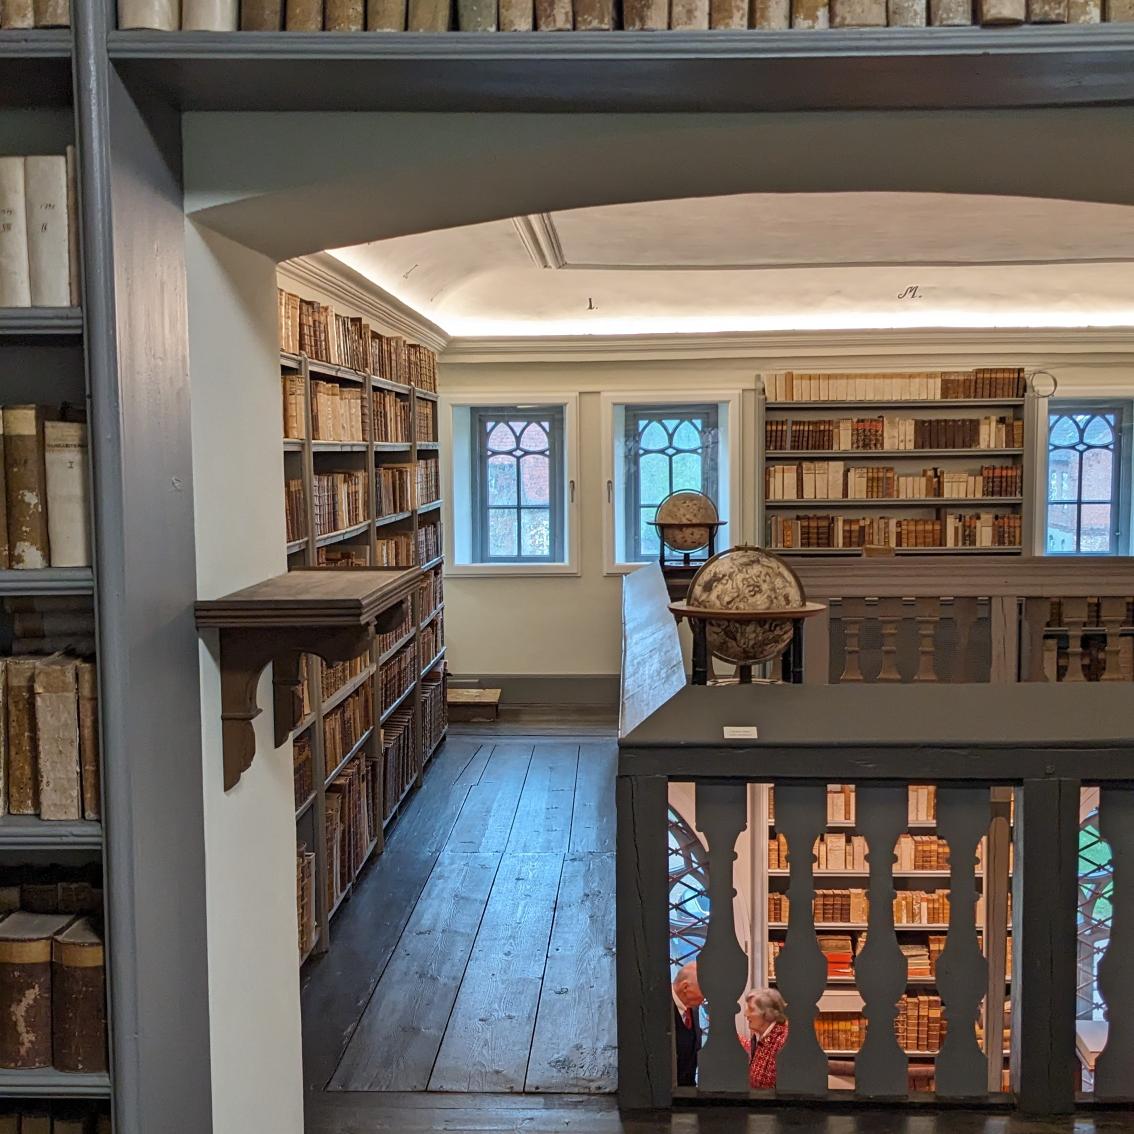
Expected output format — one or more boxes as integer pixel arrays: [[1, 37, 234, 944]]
[[321, 651, 369, 700], [322, 685, 371, 770], [376, 605, 412, 656], [375, 464, 412, 518], [0, 654, 99, 821], [0, 2, 70, 27], [0, 1105, 108, 1134], [417, 518, 441, 563], [769, 511, 1022, 549], [769, 784, 937, 823], [415, 399, 436, 443], [318, 545, 368, 567], [325, 748, 377, 909], [293, 731, 313, 809], [0, 909, 105, 1072], [769, 832, 971, 872], [373, 389, 412, 445], [114, 0, 1130, 28], [895, 995, 945, 1053], [421, 564, 444, 621], [380, 705, 414, 823], [765, 415, 1025, 452], [893, 889, 951, 924], [0, 408, 90, 570], [380, 643, 415, 712], [415, 457, 440, 507], [284, 477, 305, 542], [768, 888, 957, 923], [422, 668, 447, 754], [312, 469, 368, 536], [766, 369, 1027, 403], [0, 155, 78, 309], [296, 843, 316, 958], [375, 531, 414, 567], [765, 463, 1021, 501], [420, 612, 444, 668]]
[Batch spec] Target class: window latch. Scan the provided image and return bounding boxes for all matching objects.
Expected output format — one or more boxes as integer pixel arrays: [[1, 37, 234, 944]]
[[569, 479, 576, 503], [607, 479, 613, 503]]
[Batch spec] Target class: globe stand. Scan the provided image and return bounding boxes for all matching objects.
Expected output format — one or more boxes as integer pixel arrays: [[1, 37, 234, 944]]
[[652, 521, 724, 574]]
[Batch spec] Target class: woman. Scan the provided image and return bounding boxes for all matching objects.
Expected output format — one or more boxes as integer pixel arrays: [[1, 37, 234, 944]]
[[742, 988, 789, 1089]]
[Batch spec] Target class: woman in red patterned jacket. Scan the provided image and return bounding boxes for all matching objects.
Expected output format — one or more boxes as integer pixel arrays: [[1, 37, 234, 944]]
[[742, 988, 789, 1090]]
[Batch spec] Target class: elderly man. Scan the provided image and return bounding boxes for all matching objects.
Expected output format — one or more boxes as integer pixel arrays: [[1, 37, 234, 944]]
[[672, 960, 704, 1086]]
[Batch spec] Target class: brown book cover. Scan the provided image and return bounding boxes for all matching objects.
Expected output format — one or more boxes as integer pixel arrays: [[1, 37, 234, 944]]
[[52, 919, 107, 1073], [0, 912, 72, 1068], [16, 1114, 48, 1134], [497, 0, 529, 25], [407, 0, 451, 26], [242, 0, 285, 26], [622, 0, 668, 24], [285, 0, 323, 26], [6, 659, 37, 815], [535, 0, 572, 24], [33, 0, 70, 27], [573, 0, 613, 23], [78, 662, 99, 821], [326, 0, 366, 25], [3, 406, 49, 571], [1, 0, 35, 26], [34, 657, 81, 821]]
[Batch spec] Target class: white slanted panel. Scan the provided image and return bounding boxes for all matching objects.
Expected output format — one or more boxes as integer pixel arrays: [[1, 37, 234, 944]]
[[855, 784, 909, 1097], [935, 786, 990, 1097], [775, 783, 828, 1094], [694, 782, 750, 1093], [1095, 786, 1134, 1099]]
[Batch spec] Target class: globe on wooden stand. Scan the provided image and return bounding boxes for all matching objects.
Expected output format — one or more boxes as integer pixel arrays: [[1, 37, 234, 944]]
[[668, 544, 826, 685], [649, 490, 723, 572]]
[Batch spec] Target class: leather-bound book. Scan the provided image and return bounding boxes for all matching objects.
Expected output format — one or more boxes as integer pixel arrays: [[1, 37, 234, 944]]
[[0, 1, 34, 27], [1027, 0, 1066, 15], [498, 0, 532, 24], [573, 0, 612, 25], [0, 912, 73, 1068], [44, 421, 90, 568], [53, 919, 107, 1073], [709, 0, 747, 25], [670, 0, 707, 23], [242, 0, 285, 26], [78, 662, 99, 821], [1067, 0, 1099, 19], [285, 0, 323, 26], [622, 0, 667, 24], [326, 0, 365, 24], [34, 657, 81, 821], [367, 0, 408, 28], [6, 659, 38, 815], [535, 0, 571, 23], [792, 0, 828, 25], [117, 0, 180, 28], [33, 0, 70, 25], [928, 0, 970, 21], [830, 0, 884, 21], [408, 0, 451, 26], [4, 406, 49, 570], [47, 1105, 97, 1134], [16, 1114, 48, 1134], [753, 0, 790, 26], [182, 0, 239, 26], [977, 0, 1023, 19], [0, 1107, 14, 1134], [459, 0, 497, 27]]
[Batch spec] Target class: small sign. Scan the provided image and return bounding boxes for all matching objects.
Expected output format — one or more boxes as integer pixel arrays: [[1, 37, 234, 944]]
[[723, 726, 759, 739]]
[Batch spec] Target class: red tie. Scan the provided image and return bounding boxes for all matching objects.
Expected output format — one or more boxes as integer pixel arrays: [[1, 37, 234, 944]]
[[682, 1009, 692, 1029]]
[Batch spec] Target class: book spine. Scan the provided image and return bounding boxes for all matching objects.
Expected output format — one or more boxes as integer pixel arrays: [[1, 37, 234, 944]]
[[407, 0, 451, 27], [710, 0, 748, 23], [1028, 0, 1066, 15], [753, 0, 790, 24], [368, 0, 408, 25], [117, 0, 180, 28], [44, 418, 90, 570], [977, 0, 1023, 17], [182, 0, 239, 27], [535, 0, 573, 24], [458, 0, 498, 27], [6, 660, 37, 815], [65, 147, 80, 309], [34, 660, 80, 821], [0, 938, 52, 1067], [1, 0, 35, 26], [573, 0, 613, 25], [52, 937, 107, 1072], [622, 0, 668, 23], [1067, 0, 1100, 18], [0, 662, 6, 818], [284, 0, 323, 26], [241, 0, 285, 26], [4, 407, 49, 570], [77, 662, 99, 821], [792, 0, 829, 25], [33, 0, 70, 26], [0, 159, 31, 308], [1106, 0, 1133, 15], [0, 428, 9, 570], [670, 0, 708, 23], [830, 0, 885, 19], [929, 0, 971, 21], [326, 0, 366, 25], [24, 156, 70, 311]]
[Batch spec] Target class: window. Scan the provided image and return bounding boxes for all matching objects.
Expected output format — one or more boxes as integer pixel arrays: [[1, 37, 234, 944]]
[[668, 806, 709, 981], [1046, 403, 1126, 555], [466, 405, 566, 565], [1078, 798, 1113, 1026]]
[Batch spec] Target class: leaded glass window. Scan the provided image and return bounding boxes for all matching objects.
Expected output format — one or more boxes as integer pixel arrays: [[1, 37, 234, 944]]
[[668, 806, 709, 980], [1078, 800, 1113, 1022], [1047, 404, 1125, 555], [471, 406, 565, 563], [624, 405, 719, 561]]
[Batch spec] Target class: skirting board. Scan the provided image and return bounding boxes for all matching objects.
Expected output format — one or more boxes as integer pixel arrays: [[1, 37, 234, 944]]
[[448, 673, 619, 707]]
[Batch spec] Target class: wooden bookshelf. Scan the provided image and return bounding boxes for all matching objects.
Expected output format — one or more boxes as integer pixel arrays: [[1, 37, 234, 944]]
[[279, 325, 447, 964]]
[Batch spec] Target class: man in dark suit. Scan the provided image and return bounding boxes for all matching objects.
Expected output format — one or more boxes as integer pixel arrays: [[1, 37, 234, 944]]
[[672, 960, 704, 1086]]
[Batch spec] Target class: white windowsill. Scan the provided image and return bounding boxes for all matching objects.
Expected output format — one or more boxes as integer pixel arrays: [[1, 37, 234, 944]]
[[447, 562, 581, 578]]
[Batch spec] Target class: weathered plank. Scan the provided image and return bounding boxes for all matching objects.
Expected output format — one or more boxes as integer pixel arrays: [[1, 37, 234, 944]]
[[526, 851, 617, 1092], [429, 852, 563, 1092], [505, 742, 580, 855], [445, 742, 532, 854], [329, 851, 501, 1091], [570, 741, 617, 854]]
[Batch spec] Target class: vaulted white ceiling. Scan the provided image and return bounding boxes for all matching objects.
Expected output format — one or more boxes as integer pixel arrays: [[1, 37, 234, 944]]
[[330, 192, 1134, 337]]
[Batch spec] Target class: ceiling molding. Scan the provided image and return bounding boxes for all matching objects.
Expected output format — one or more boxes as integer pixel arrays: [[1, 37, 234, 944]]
[[278, 252, 450, 352], [511, 214, 566, 270], [440, 326, 1134, 365]]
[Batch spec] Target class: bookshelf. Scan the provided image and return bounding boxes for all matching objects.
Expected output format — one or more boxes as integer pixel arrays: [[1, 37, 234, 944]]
[[757, 369, 1037, 557], [279, 298, 447, 965]]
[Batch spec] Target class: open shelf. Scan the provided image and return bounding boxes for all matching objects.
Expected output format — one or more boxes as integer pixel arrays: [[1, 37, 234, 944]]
[[372, 374, 413, 395], [765, 497, 1024, 508], [0, 816, 102, 851], [314, 520, 371, 548], [419, 554, 444, 572], [0, 568, 94, 596], [286, 537, 308, 555], [312, 441, 368, 452], [0, 1067, 112, 1098], [418, 499, 442, 514], [767, 399, 1027, 409], [765, 448, 1025, 459], [421, 645, 446, 678], [0, 307, 82, 336], [380, 680, 417, 725], [283, 439, 304, 453], [375, 510, 412, 528], [374, 442, 412, 452], [0, 31, 72, 108]]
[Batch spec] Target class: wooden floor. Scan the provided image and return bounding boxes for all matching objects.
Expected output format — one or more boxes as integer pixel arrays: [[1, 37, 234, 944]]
[[302, 723, 618, 1105]]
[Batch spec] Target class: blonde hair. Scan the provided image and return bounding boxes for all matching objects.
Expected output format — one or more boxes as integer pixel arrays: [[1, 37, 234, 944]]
[[744, 988, 786, 1025]]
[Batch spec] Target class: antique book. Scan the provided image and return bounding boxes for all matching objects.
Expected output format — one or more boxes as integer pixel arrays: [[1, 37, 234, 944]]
[[408, 0, 451, 26], [670, 0, 708, 22], [368, 0, 408, 25], [1027, 0, 1066, 15], [285, 0, 323, 26], [0, 428, 8, 570], [792, 0, 829, 24], [0, 662, 6, 817], [65, 146, 80, 308], [117, 0, 180, 27], [1067, 0, 1099, 18], [6, 659, 38, 815], [622, 0, 668, 23], [830, 0, 885, 20], [4, 406, 50, 570], [34, 657, 81, 821], [535, 0, 572, 23], [572, 0, 613, 24], [0, 158, 31, 308], [44, 421, 90, 568], [33, 0, 70, 23], [23, 155, 70, 308], [0, 912, 72, 1068], [977, 0, 1023, 18], [928, 0, 971, 21], [241, 0, 285, 26], [78, 662, 99, 820], [16, 1115, 48, 1134], [46, 1108, 94, 1134], [326, 0, 366, 25], [709, 0, 747, 24], [52, 919, 107, 1072], [754, 0, 790, 24], [459, 0, 498, 26], [0, 1, 34, 26], [182, 0, 239, 27]]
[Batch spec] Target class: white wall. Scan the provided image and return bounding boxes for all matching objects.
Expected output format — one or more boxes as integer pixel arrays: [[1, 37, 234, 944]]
[[188, 225, 304, 1134]]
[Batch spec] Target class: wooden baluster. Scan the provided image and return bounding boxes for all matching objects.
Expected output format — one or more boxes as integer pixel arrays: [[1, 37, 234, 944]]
[[1041, 599, 1063, 683], [1122, 600, 1134, 682], [1095, 786, 1134, 1099], [945, 595, 970, 683], [914, 597, 940, 683], [693, 783, 750, 1093], [854, 785, 908, 1097], [876, 597, 902, 683], [1064, 597, 1088, 682], [935, 786, 990, 1098], [840, 598, 864, 684], [1101, 597, 1127, 682], [775, 783, 829, 1095]]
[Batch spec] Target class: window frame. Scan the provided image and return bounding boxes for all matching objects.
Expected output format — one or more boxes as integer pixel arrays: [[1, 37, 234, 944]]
[[1044, 399, 1131, 557], [622, 403, 720, 563]]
